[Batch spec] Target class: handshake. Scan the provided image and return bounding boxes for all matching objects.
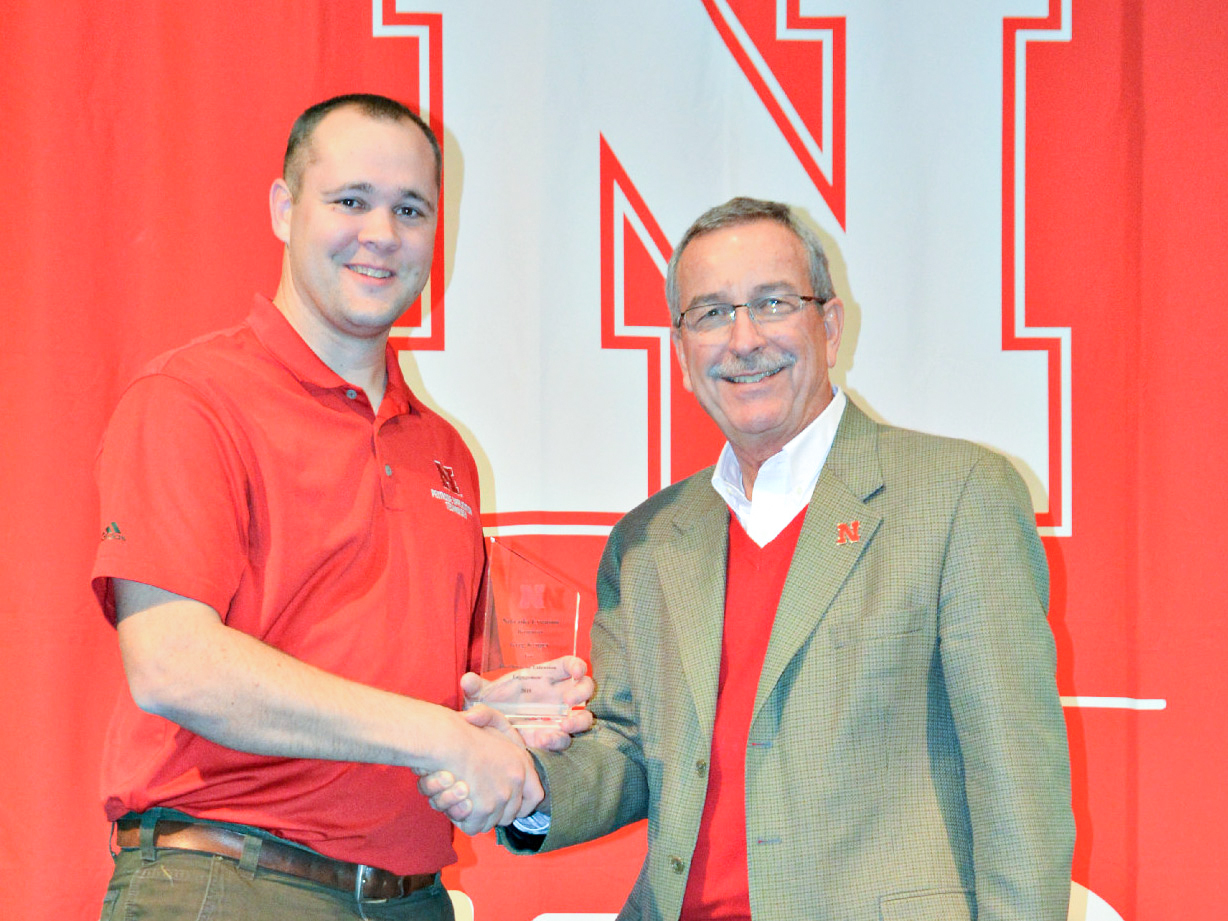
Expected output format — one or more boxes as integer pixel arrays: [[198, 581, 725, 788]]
[[416, 655, 594, 836]]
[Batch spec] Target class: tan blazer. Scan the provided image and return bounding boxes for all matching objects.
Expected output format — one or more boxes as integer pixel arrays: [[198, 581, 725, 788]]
[[526, 400, 1074, 921]]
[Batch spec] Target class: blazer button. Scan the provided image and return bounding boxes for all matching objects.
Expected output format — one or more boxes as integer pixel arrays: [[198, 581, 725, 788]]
[[695, 759, 708, 777], [670, 855, 686, 874]]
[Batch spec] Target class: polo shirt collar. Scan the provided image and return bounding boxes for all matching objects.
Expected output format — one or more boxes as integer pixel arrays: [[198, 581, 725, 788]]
[[246, 294, 415, 414]]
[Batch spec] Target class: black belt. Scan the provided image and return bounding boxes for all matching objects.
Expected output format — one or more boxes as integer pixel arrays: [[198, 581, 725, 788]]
[[115, 818, 435, 900]]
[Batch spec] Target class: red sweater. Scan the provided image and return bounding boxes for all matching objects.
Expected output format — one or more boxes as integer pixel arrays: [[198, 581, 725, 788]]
[[681, 508, 808, 920]]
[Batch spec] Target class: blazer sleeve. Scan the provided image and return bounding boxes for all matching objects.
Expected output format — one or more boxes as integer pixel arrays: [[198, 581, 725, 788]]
[[937, 450, 1075, 920], [509, 521, 652, 852]]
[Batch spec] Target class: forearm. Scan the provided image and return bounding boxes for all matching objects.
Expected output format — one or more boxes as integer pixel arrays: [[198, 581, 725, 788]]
[[530, 731, 648, 850], [115, 579, 513, 782], [121, 603, 466, 770]]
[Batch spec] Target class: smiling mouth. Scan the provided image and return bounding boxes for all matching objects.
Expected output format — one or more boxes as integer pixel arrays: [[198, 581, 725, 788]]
[[724, 367, 786, 384], [348, 265, 393, 279]]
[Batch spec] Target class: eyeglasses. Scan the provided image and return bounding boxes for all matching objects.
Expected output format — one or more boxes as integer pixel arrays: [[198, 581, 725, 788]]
[[674, 294, 825, 335]]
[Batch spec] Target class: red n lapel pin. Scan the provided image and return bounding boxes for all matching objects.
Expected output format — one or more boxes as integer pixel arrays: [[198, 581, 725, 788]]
[[836, 521, 860, 544]]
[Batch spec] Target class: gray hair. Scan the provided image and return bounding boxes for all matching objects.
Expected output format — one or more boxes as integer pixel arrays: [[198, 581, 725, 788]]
[[664, 197, 835, 324]]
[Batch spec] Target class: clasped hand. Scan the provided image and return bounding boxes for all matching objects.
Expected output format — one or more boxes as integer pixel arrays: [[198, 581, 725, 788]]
[[418, 655, 593, 834]]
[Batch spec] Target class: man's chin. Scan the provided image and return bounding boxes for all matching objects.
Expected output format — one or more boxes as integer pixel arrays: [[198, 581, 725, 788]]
[[718, 407, 793, 441], [339, 295, 418, 333]]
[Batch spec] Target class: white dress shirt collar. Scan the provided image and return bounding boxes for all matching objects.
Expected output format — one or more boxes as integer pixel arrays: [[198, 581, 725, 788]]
[[711, 388, 847, 547]]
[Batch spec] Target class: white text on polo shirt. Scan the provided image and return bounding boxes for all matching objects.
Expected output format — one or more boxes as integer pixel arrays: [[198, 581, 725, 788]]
[[430, 488, 473, 519]]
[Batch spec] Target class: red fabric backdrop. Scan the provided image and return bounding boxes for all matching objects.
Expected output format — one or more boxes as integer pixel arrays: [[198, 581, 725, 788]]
[[1, 1, 1225, 918]]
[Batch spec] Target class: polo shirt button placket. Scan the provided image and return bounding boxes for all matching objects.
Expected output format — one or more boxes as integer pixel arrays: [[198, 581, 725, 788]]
[[377, 453, 396, 507], [374, 415, 400, 508]]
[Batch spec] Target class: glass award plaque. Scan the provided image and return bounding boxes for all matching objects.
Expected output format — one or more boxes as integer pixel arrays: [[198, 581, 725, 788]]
[[469, 536, 582, 728]]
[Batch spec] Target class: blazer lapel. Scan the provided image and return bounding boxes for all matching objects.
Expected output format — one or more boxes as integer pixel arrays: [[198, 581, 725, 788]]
[[755, 401, 885, 713], [654, 476, 729, 741]]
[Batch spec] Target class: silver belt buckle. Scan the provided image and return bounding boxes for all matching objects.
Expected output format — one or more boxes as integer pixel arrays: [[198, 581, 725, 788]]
[[354, 864, 373, 901]]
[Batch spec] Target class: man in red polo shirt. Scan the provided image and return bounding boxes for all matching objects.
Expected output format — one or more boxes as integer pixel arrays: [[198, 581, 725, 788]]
[[424, 197, 1074, 920], [93, 94, 590, 921]]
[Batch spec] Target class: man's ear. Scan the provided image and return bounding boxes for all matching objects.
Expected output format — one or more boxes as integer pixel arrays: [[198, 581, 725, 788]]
[[822, 297, 845, 368], [672, 329, 696, 394], [269, 178, 294, 245]]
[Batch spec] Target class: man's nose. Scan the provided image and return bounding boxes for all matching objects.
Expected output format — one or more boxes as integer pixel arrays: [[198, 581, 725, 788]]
[[358, 208, 399, 248], [726, 304, 768, 353]]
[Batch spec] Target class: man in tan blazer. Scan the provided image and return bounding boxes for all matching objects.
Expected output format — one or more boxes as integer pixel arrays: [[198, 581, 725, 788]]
[[426, 197, 1074, 920]]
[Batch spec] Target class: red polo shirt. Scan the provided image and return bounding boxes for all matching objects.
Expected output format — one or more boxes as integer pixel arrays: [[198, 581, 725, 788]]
[[92, 295, 483, 874]]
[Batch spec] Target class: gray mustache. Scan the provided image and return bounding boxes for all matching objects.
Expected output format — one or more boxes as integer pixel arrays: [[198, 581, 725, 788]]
[[707, 350, 797, 380]]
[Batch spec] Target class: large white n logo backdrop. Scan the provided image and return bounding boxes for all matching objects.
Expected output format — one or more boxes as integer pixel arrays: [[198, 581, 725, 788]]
[[418, 0, 1060, 527]]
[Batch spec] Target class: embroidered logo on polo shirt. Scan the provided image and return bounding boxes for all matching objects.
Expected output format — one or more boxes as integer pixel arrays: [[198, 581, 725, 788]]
[[430, 460, 472, 519], [101, 521, 125, 542], [434, 460, 462, 495]]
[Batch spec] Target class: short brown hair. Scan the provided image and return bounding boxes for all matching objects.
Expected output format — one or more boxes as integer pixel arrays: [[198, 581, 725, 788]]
[[282, 93, 441, 198]]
